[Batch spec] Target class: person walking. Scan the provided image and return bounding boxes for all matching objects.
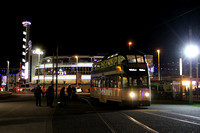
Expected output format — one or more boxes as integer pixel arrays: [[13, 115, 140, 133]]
[[66, 85, 72, 101], [34, 85, 42, 106], [60, 86, 66, 106], [47, 84, 54, 108]]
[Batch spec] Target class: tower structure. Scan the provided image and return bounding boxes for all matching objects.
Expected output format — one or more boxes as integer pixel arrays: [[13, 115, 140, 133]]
[[21, 21, 32, 83]]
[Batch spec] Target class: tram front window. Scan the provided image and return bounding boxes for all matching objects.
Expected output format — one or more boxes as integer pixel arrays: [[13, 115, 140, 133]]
[[123, 76, 148, 87]]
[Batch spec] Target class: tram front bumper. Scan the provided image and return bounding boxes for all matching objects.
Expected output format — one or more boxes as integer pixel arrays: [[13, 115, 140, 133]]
[[124, 100, 151, 106]]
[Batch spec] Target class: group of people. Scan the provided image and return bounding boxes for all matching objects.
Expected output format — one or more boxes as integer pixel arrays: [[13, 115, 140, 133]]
[[34, 84, 77, 107], [59, 85, 77, 106]]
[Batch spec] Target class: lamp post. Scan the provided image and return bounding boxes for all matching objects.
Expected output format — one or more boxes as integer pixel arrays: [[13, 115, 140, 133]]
[[184, 44, 199, 104], [128, 41, 132, 50], [75, 56, 79, 87], [157, 49, 160, 81], [32, 49, 44, 84], [6, 61, 9, 91]]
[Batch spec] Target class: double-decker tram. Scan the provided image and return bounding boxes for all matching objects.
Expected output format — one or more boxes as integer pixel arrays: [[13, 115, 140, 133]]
[[90, 50, 151, 106]]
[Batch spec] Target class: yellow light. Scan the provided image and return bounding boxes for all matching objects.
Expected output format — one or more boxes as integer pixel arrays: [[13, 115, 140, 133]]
[[116, 66, 121, 71], [157, 49, 160, 53], [75, 55, 78, 59], [145, 92, 150, 97], [129, 92, 135, 98], [128, 41, 132, 46]]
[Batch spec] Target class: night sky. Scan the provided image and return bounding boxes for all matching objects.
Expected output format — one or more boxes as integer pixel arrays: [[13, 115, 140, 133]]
[[1, 2, 200, 68]]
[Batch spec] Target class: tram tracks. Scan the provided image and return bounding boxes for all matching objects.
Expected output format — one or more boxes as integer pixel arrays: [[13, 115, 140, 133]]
[[81, 97, 158, 133], [81, 97, 200, 133]]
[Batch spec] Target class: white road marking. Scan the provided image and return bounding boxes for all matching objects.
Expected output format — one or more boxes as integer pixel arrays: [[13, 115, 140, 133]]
[[81, 98, 117, 133], [120, 112, 159, 133], [143, 111, 200, 126]]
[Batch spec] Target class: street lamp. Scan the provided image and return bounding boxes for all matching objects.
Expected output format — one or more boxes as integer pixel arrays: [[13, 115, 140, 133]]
[[75, 56, 79, 87], [128, 41, 132, 50], [6, 61, 9, 91], [184, 44, 199, 104], [32, 49, 44, 84], [157, 49, 160, 81]]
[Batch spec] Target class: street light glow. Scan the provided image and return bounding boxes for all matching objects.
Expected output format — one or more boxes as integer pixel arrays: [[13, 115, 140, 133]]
[[184, 45, 199, 58]]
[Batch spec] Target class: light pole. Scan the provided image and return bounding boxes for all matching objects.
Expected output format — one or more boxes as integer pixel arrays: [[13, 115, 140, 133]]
[[75, 56, 79, 87], [6, 61, 9, 91], [184, 44, 199, 104], [157, 49, 160, 81], [32, 49, 44, 84], [128, 41, 132, 50]]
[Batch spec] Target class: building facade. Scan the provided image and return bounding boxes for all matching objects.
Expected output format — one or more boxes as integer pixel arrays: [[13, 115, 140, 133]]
[[31, 55, 104, 90]]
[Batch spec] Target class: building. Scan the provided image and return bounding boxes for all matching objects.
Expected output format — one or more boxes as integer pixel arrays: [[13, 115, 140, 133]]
[[21, 21, 32, 83], [31, 55, 104, 91]]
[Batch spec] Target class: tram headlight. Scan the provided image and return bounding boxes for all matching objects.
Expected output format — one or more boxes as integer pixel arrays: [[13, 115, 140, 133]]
[[129, 92, 136, 98], [145, 92, 150, 97]]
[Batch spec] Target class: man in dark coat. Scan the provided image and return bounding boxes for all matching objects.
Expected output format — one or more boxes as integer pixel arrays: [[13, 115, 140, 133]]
[[34, 85, 42, 106], [66, 85, 72, 101], [60, 87, 66, 106], [47, 84, 54, 107]]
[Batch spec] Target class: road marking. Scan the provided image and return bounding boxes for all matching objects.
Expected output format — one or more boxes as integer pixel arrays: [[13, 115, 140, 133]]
[[166, 111, 200, 121], [120, 112, 159, 133], [143, 111, 200, 126], [81, 98, 117, 133]]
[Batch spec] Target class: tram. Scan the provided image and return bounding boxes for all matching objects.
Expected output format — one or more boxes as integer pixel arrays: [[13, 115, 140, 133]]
[[90, 50, 151, 106]]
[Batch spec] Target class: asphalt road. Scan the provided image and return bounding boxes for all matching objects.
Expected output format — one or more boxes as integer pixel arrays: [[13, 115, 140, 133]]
[[0, 94, 200, 133]]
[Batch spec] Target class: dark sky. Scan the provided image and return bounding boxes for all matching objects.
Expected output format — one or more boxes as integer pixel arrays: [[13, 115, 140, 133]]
[[1, 1, 200, 68]]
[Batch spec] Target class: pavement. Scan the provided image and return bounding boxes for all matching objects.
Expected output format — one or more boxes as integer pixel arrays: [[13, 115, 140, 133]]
[[0, 91, 12, 97], [1, 92, 200, 133]]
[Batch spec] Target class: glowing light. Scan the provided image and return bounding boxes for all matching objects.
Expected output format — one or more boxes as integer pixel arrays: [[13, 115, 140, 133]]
[[32, 49, 44, 55], [22, 21, 31, 25], [22, 58, 26, 62], [145, 92, 150, 97], [128, 41, 132, 46], [157, 49, 160, 53], [25, 62, 28, 79], [182, 81, 196, 85], [22, 52, 26, 55], [23, 31, 26, 35], [116, 66, 121, 71], [179, 58, 182, 76], [184, 45, 199, 58], [23, 45, 26, 49], [129, 92, 136, 98], [139, 69, 146, 71], [129, 68, 137, 71], [23, 38, 26, 42]]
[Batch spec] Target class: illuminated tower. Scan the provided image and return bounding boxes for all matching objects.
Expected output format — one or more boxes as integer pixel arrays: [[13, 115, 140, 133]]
[[21, 21, 32, 83]]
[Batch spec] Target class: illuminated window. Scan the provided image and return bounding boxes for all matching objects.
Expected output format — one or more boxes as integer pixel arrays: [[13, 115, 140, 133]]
[[127, 55, 136, 63], [136, 55, 144, 63]]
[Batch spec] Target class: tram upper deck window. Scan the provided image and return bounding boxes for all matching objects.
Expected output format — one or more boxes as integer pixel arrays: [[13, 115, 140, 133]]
[[136, 55, 144, 63], [126, 55, 136, 63]]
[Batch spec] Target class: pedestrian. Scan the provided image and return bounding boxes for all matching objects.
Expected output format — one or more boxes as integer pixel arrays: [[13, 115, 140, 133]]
[[47, 84, 54, 108], [66, 85, 72, 101], [34, 85, 42, 106], [60, 87, 66, 106], [72, 86, 77, 99]]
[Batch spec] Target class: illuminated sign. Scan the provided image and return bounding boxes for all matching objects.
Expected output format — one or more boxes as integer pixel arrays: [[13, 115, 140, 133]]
[[139, 69, 146, 71], [129, 68, 137, 71], [25, 62, 29, 79], [1, 76, 7, 85]]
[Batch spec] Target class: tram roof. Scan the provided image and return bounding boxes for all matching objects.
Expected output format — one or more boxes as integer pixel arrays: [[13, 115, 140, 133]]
[[103, 50, 145, 60]]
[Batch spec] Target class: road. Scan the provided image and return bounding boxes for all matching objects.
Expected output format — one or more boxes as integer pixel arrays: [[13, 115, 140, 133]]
[[0, 94, 200, 133]]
